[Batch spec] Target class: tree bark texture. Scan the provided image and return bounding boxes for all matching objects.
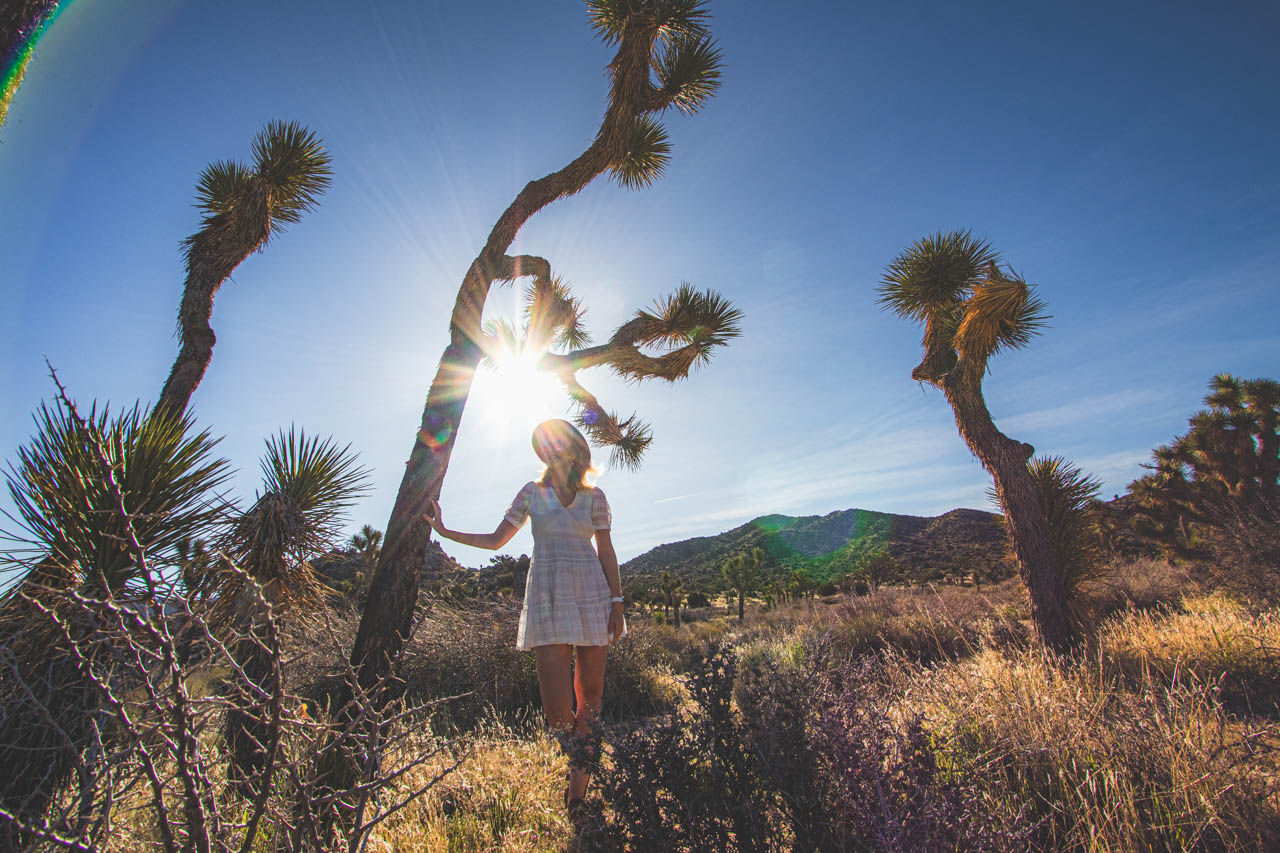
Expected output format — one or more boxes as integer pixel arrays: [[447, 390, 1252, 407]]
[[348, 19, 671, 698], [942, 367, 1075, 652], [156, 180, 271, 418]]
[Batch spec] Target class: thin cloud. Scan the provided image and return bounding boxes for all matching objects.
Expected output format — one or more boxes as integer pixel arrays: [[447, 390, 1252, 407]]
[[1000, 389, 1168, 434]]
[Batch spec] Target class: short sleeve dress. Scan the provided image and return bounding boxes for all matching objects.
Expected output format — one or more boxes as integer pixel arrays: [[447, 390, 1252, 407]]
[[504, 481, 624, 650]]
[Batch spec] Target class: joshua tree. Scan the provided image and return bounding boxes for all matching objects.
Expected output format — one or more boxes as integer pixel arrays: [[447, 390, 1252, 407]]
[[1130, 374, 1280, 559], [659, 570, 681, 624], [157, 121, 332, 418], [856, 548, 894, 593], [722, 547, 762, 621], [348, 0, 731, 705], [878, 231, 1074, 652], [211, 429, 366, 794], [789, 567, 814, 601], [349, 524, 383, 572]]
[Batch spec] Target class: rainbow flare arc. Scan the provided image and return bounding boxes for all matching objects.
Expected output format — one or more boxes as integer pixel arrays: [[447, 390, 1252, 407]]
[[1, 0, 75, 130]]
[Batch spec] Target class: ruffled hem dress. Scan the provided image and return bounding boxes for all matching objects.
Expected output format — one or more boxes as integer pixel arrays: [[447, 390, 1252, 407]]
[[504, 481, 625, 650]]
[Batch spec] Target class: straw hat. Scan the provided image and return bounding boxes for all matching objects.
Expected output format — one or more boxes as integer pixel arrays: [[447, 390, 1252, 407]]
[[531, 419, 591, 464]]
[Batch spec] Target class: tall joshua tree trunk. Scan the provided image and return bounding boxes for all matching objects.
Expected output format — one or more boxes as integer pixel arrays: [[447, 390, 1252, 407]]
[[349, 2, 723, 697], [879, 231, 1075, 653], [157, 121, 332, 418], [157, 180, 272, 418], [943, 367, 1072, 652]]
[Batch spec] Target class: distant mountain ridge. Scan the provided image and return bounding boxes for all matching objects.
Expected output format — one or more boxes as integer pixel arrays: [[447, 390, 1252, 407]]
[[621, 506, 1011, 592]]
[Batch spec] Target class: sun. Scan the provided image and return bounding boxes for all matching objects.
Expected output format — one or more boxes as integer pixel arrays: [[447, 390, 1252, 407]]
[[472, 346, 568, 430]]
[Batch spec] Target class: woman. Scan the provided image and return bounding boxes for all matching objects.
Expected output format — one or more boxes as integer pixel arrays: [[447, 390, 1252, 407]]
[[424, 419, 625, 821]]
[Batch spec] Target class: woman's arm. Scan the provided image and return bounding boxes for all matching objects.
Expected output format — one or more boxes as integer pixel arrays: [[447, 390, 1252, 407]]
[[425, 500, 519, 551], [595, 529, 626, 642]]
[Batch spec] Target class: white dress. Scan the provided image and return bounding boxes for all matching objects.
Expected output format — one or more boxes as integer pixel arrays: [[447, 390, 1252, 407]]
[[504, 481, 623, 650]]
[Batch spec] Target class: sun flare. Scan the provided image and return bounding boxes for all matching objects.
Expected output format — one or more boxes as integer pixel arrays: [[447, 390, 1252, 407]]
[[473, 347, 568, 430]]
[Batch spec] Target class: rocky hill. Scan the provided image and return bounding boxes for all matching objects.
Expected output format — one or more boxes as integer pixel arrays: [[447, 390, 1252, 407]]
[[621, 506, 1012, 593]]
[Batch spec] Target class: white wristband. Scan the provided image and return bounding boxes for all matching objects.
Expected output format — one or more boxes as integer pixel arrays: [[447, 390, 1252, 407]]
[[610, 596, 624, 604]]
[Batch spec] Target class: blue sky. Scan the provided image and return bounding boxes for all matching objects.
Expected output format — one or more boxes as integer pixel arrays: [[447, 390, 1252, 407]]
[[2, 0, 1277, 575]]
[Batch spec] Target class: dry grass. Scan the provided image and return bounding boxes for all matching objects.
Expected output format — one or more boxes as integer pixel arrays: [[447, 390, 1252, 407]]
[[26, 571, 1280, 851], [905, 640, 1280, 851], [372, 722, 573, 853], [1099, 591, 1280, 715], [725, 581, 1031, 663]]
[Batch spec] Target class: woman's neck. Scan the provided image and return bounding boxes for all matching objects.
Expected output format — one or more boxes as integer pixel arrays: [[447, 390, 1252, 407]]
[[549, 469, 574, 493]]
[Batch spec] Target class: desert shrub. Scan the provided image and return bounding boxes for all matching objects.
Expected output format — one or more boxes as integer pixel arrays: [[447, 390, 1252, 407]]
[[685, 590, 711, 608], [1085, 557, 1194, 619], [600, 641, 1036, 852], [913, 646, 1280, 851], [601, 623, 683, 721], [1205, 495, 1280, 607], [400, 599, 541, 731], [1100, 593, 1280, 715], [599, 645, 784, 851]]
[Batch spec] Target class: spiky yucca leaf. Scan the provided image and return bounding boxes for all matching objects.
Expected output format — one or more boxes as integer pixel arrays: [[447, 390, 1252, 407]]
[[249, 119, 333, 228], [587, 0, 713, 46], [2, 402, 230, 595], [479, 318, 521, 370], [953, 272, 1049, 363], [613, 283, 743, 381], [193, 159, 253, 217], [654, 34, 723, 114], [258, 427, 366, 539], [574, 408, 653, 471], [612, 115, 671, 189], [878, 230, 999, 323], [214, 428, 367, 614], [1005, 456, 1103, 620], [525, 275, 591, 352]]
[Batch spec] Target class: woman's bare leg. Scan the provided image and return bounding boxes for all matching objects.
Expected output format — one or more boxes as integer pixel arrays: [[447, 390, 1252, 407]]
[[568, 644, 607, 800], [534, 644, 575, 733]]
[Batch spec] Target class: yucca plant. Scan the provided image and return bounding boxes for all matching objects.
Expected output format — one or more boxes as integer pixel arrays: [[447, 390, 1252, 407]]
[[1013, 456, 1103, 627], [0, 399, 230, 841], [211, 428, 367, 793], [878, 231, 1075, 651], [350, 0, 730, 702], [3, 401, 230, 597], [157, 120, 332, 418]]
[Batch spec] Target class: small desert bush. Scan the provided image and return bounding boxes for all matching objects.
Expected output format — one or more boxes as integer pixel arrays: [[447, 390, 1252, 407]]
[[1084, 557, 1194, 618], [600, 622, 683, 720], [599, 643, 1036, 852], [401, 599, 541, 731], [1099, 592, 1280, 715], [910, 645, 1280, 851]]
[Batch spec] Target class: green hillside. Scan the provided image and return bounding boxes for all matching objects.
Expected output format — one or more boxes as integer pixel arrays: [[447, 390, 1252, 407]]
[[621, 506, 1011, 593]]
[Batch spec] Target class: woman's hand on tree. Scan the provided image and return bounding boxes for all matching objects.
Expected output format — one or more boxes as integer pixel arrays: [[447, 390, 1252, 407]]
[[423, 500, 444, 535]]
